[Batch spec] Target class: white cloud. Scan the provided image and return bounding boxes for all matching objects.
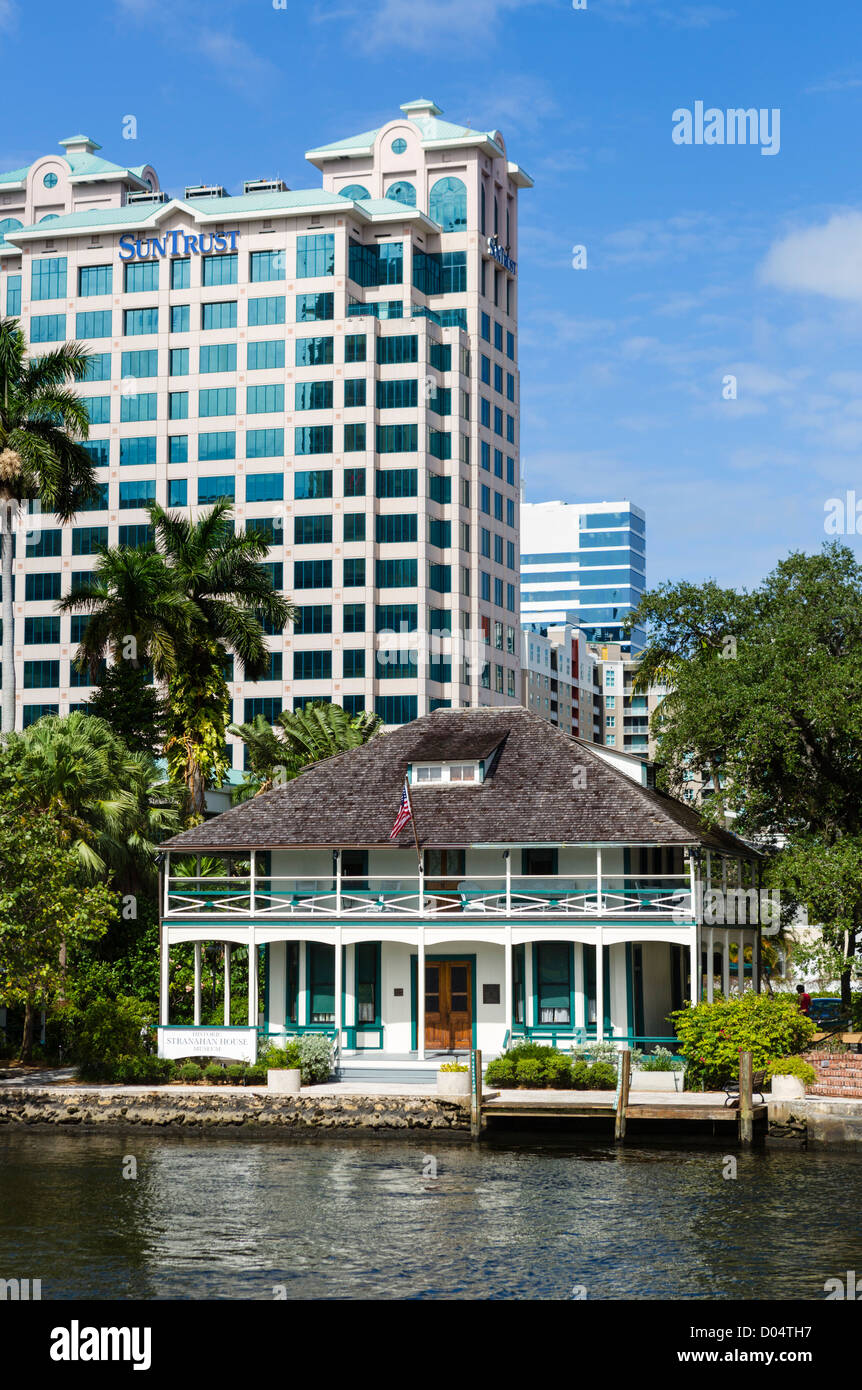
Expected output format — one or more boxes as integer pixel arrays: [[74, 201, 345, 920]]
[[314, 0, 547, 52], [598, 0, 731, 28], [759, 213, 862, 303]]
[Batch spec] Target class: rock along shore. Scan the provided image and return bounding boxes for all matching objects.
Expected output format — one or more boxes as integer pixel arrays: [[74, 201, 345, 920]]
[[0, 1086, 470, 1132]]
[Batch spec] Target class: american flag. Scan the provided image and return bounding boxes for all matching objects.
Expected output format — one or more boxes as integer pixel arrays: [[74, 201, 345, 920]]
[[389, 780, 413, 840]]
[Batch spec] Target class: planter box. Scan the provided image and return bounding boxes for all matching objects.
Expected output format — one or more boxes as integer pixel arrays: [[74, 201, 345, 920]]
[[436, 1070, 470, 1097], [268, 1068, 301, 1094], [630, 1070, 685, 1093], [769, 1073, 806, 1100]]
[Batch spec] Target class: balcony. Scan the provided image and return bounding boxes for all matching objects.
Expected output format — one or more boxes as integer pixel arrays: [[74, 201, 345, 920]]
[[164, 872, 694, 922]]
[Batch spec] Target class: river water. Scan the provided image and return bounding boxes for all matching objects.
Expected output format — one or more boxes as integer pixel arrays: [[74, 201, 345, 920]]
[[0, 1129, 858, 1300]]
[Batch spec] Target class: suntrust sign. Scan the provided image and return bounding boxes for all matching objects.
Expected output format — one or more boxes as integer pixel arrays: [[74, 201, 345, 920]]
[[487, 236, 516, 274], [118, 229, 240, 261]]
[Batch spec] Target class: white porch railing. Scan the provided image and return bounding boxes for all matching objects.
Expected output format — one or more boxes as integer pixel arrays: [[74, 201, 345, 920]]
[[164, 873, 694, 920]]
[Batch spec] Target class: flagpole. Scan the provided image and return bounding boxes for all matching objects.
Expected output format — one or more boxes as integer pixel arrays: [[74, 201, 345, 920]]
[[403, 776, 423, 873]]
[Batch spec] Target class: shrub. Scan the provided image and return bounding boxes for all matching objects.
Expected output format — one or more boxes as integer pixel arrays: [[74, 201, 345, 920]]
[[297, 1034, 334, 1084], [671, 993, 816, 1089], [637, 1046, 685, 1073], [226, 1064, 247, 1083], [766, 1056, 817, 1087], [543, 1053, 573, 1088], [439, 1061, 468, 1072], [245, 1065, 267, 1084], [587, 1062, 617, 1090], [113, 1055, 144, 1084], [514, 1057, 545, 1088], [570, 1060, 591, 1089], [570, 1042, 620, 1067], [177, 1062, 202, 1082], [138, 1057, 173, 1084], [260, 1040, 301, 1070], [64, 996, 154, 1066], [204, 1063, 225, 1083], [484, 1056, 516, 1086]]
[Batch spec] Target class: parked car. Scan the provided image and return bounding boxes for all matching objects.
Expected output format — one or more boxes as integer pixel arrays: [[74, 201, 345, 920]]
[[809, 997, 844, 1027]]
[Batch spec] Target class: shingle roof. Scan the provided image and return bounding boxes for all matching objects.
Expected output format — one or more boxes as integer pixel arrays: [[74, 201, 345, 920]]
[[162, 706, 757, 856]]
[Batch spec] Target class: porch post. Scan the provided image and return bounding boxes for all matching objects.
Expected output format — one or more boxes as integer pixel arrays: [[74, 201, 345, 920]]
[[524, 942, 534, 1027], [248, 928, 258, 1028], [223, 945, 231, 1026], [689, 928, 698, 1004], [334, 924, 343, 1056], [163, 851, 171, 916], [159, 926, 170, 1026], [707, 928, 715, 1003], [417, 921, 425, 1060], [595, 927, 604, 1042], [336, 848, 342, 914], [505, 848, 511, 915], [722, 932, 731, 996], [193, 943, 202, 1026], [737, 929, 746, 996], [250, 849, 256, 915], [504, 924, 513, 1039], [596, 846, 603, 912]]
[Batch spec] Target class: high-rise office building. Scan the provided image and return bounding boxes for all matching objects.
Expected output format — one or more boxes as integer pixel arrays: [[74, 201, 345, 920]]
[[520, 500, 646, 653], [0, 101, 530, 746]]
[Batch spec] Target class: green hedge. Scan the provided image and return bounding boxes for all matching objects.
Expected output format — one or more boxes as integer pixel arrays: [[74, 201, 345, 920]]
[[77, 1056, 269, 1085], [485, 1043, 617, 1090], [671, 993, 816, 1089]]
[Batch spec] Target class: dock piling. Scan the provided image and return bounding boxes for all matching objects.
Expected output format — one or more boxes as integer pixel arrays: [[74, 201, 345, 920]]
[[614, 1049, 631, 1142], [738, 1049, 753, 1146]]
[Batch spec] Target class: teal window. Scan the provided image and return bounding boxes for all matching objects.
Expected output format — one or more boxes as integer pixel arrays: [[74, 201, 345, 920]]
[[294, 649, 332, 681], [349, 239, 403, 288], [245, 383, 283, 413], [118, 524, 154, 549], [199, 387, 236, 417], [81, 481, 109, 509], [202, 253, 237, 286], [344, 378, 365, 408], [343, 512, 365, 542], [376, 604, 417, 632], [295, 425, 332, 455], [248, 340, 285, 371], [250, 250, 286, 282], [244, 697, 282, 723], [429, 177, 467, 232], [169, 391, 189, 420], [535, 942, 571, 1025], [170, 347, 188, 376], [202, 301, 237, 330], [376, 379, 417, 409], [376, 424, 417, 453], [245, 516, 280, 544], [69, 659, 106, 688], [344, 424, 366, 452], [376, 558, 417, 587], [43, 172, 58, 188], [507, 331, 515, 359], [121, 391, 157, 423], [441, 251, 467, 293], [376, 335, 417, 365], [375, 695, 417, 724], [78, 265, 112, 296], [391, 138, 407, 155], [413, 248, 443, 297], [386, 181, 415, 206], [81, 396, 109, 425], [248, 295, 285, 326], [24, 616, 60, 644], [25, 572, 61, 601], [22, 704, 59, 726], [296, 292, 334, 322], [259, 561, 283, 590], [296, 234, 334, 278], [343, 558, 365, 586], [31, 257, 67, 301], [246, 472, 283, 502], [246, 428, 284, 459], [342, 696, 365, 715], [294, 469, 332, 499], [171, 258, 190, 290], [294, 559, 332, 589], [376, 513, 417, 544], [296, 335, 333, 366], [198, 474, 235, 503], [124, 307, 158, 336], [72, 525, 108, 555], [6, 274, 21, 314], [124, 261, 158, 293], [429, 429, 450, 460], [430, 388, 451, 416], [200, 343, 236, 373], [429, 518, 451, 549], [309, 944, 335, 1023], [429, 563, 451, 593], [198, 431, 236, 461], [494, 321, 503, 351], [429, 342, 451, 372], [171, 305, 190, 333], [31, 314, 66, 343], [339, 184, 371, 200], [169, 436, 188, 463], [429, 473, 451, 504], [168, 478, 187, 507], [259, 651, 282, 681], [376, 468, 416, 498], [75, 309, 111, 339], [119, 479, 156, 509], [429, 607, 451, 633], [24, 659, 60, 688], [295, 380, 332, 411], [294, 514, 332, 545], [69, 616, 89, 643], [345, 468, 366, 496], [294, 605, 332, 635], [343, 649, 365, 680], [344, 603, 365, 632], [345, 335, 366, 363], [82, 439, 109, 465], [119, 436, 157, 467], [122, 349, 158, 378], [0, 219, 22, 248]]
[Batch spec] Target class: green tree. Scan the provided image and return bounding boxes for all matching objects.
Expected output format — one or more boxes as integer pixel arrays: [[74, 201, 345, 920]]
[[0, 318, 96, 733], [229, 701, 383, 801], [769, 837, 862, 1009], [629, 543, 862, 1005], [87, 661, 167, 759], [0, 800, 117, 1059]]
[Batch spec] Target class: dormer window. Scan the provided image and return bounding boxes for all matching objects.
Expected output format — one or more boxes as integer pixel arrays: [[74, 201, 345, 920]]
[[411, 762, 482, 786]]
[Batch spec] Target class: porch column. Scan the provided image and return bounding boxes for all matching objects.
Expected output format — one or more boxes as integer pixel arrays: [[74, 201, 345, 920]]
[[722, 932, 731, 996], [595, 927, 604, 1042], [248, 929, 258, 1028], [737, 929, 746, 996], [223, 946, 231, 1026], [334, 924, 343, 1055], [417, 921, 425, 1060], [706, 928, 715, 1003], [250, 850, 256, 914], [159, 925, 170, 1026], [504, 922, 513, 1040], [689, 929, 698, 1004], [163, 852, 171, 916], [193, 943, 202, 1026]]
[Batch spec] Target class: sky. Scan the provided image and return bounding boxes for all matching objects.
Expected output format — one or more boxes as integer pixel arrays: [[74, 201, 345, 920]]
[[2, 0, 862, 592]]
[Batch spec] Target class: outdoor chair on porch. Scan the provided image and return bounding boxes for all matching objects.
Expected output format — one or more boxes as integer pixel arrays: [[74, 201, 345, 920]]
[[457, 881, 504, 912], [723, 1071, 767, 1106]]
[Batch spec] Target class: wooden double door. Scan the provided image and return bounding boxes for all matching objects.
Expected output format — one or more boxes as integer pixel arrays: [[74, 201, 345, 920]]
[[425, 959, 472, 1051]]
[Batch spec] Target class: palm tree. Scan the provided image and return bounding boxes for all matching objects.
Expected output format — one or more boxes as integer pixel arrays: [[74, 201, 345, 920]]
[[230, 701, 383, 802], [0, 319, 96, 733], [58, 546, 190, 680]]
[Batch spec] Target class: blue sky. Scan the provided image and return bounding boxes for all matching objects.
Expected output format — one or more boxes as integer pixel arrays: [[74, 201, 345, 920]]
[[2, 0, 861, 591]]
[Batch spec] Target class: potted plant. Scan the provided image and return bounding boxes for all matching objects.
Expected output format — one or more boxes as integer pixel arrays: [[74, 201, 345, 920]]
[[436, 1060, 470, 1097], [265, 1041, 302, 1094], [765, 1056, 816, 1099], [630, 1046, 686, 1093]]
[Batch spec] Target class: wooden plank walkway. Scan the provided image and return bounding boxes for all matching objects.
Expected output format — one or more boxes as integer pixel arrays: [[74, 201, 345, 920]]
[[480, 1088, 769, 1136]]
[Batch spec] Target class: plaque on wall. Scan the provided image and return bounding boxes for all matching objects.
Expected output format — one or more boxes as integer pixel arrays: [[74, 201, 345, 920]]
[[483, 984, 501, 1005]]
